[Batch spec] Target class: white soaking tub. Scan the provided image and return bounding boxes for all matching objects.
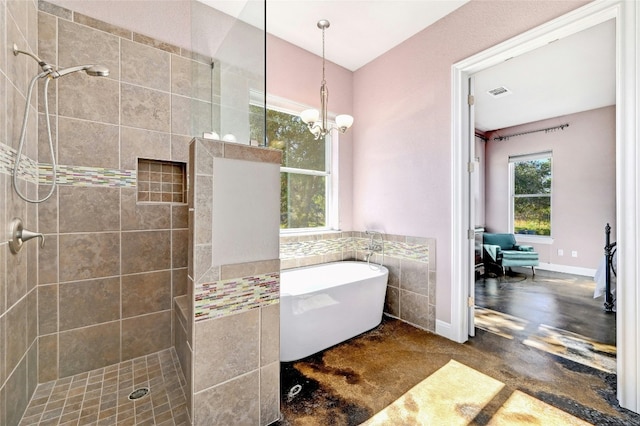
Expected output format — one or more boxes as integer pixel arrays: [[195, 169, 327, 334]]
[[280, 261, 389, 362]]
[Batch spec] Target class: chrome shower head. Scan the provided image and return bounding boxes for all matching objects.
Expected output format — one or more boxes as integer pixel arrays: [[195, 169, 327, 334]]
[[52, 64, 110, 79]]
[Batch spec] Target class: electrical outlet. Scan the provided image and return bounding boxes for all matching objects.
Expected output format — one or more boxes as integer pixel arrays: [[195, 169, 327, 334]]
[[557, 249, 564, 256], [571, 251, 578, 257]]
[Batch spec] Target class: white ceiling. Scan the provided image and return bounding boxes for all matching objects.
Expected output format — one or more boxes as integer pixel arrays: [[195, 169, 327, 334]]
[[201, 0, 469, 71], [201, 1, 616, 132], [474, 18, 616, 132]]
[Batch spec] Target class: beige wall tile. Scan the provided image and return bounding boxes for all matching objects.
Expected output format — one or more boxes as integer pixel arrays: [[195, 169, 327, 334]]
[[121, 311, 171, 360], [27, 289, 37, 344], [27, 343, 37, 399], [260, 362, 280, 425], [172, 229, 189, 269], [172, 204, 189, 229], [172, 268, 188, 297], [224, 143, 281, 164], [194, 371, 259, 425], [37, 195, 58, 235], [57, 72, 120, 124], [121, 83, 170, 132], [120, 126, 172, 170], [59, 322, 120, 378], [59, 277, 121, 331], [6, 298, 27, 377], [121, 230, 171, 274], [400, 259, 429, 296], [37, 234, 57, 285], [260, 303, 279, 366], [59, 186, 120, 233], [121, 188, 171, 231], [37, 12, 57, 69], [171, 55, 212, 101], [171, 94, 212, 137], [400, 290, 430, 331], [383, 256, 400, 288], [121, 39, 170, 92], [385, 286, 400, 318], [57, 117, 119, 169], [38, 334, 58, 383], [0, 314, 5, 386], [220, 259, 280, 280], [171, 134, 192, 165], [194, 309, 259, 392], [5, 355, 28, 426], [59, 232, 120, 282], [38, 284, 58, 334], [6, 246, 27, 308], [122, 271, 172, 318], [58, 19, 120, 80]]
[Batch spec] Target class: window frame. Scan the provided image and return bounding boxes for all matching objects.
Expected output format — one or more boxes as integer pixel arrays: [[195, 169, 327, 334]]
[[508, 151, 553, 241], [253, 94, 338, 233]]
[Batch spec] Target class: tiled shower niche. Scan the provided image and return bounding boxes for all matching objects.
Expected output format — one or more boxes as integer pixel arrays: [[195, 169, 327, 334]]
[[138, 159, 187, 203]]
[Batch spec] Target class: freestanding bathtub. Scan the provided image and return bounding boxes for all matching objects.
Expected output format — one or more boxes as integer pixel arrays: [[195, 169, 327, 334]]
[[280, 261, 389, 362]]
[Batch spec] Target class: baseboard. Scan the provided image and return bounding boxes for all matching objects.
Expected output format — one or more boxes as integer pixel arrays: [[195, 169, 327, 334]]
[[435, 319, 455, 340], [533, 263, 596, 277]]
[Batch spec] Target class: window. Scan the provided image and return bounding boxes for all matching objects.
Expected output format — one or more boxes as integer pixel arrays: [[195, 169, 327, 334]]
[[250, 105, 332, 230], [510, 152, 552, 236]]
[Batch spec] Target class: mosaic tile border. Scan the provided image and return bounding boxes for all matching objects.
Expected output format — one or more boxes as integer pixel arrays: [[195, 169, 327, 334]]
[[0, 141, 39, 183], [194, 272, 279, 322], [39, 164, 136, 187], [280, 235, 430, 264], [1, 142, 137, 187]]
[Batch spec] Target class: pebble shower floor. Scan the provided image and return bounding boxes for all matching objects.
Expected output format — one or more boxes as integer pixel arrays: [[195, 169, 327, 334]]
[[19, 348, 189, 425]]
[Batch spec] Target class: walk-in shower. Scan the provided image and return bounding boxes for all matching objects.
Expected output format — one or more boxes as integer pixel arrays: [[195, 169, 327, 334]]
[[12, 44, 109, 203]]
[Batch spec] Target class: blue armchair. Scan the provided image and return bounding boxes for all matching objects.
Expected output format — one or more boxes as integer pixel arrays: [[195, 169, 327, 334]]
[[483, 233, 539, 276]]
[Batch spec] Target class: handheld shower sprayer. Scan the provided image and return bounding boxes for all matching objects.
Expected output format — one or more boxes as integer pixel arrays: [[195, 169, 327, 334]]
[[11, 44, 110, 203]]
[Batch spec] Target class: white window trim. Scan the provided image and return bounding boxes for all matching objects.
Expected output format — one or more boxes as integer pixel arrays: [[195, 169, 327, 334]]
[[254, 93, 340, 233], [508, 152, 552, 239]]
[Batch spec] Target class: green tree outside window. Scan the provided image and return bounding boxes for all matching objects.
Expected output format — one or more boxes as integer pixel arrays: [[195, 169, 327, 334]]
[[250, 105, 330, 229], [512, 157, 551, 236]]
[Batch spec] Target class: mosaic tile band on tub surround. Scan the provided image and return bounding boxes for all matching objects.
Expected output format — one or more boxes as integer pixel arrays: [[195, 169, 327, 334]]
[[194, 272, 280, 322], [280, 232, 430, 263]]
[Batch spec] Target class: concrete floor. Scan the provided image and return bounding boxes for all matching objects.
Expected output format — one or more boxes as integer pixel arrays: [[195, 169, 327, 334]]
[[277, 271, 637, 425]]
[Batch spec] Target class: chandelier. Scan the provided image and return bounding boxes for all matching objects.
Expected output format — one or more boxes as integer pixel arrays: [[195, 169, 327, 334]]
[[300, 19, 354, 139]]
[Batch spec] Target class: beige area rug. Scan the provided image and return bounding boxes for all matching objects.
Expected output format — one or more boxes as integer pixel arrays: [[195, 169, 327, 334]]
[[488, 390, 592, 425], [362, 359, 596, 426], [361, 360, 504, 426]]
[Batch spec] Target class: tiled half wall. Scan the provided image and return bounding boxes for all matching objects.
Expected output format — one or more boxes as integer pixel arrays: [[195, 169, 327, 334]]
[[185, 138, 281, 425], [281, 232, 436, 332]]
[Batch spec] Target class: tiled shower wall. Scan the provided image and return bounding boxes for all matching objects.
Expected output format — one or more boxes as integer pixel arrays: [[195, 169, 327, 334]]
[[1, 1, 40, 424], [34, 1, 215, 384], [281, 231, 437, 332]]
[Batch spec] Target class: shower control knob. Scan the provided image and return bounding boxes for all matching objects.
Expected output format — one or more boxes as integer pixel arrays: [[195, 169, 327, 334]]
[[8, 217, 45, 254]]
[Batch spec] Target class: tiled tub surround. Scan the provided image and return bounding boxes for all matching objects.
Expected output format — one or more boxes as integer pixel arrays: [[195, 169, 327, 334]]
[[34, 0, 219, 389], [186, 139, 281, 425], [280, 232, 436, 332]]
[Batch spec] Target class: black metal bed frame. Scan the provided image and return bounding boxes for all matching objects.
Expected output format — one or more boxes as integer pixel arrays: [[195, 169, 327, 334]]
[[604, 223, 616, 313]]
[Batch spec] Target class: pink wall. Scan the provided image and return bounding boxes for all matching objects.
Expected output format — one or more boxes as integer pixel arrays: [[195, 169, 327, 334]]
[[484, 106, 615, 270], [352, 0, 588, 323], [267, 35, 354, 230]]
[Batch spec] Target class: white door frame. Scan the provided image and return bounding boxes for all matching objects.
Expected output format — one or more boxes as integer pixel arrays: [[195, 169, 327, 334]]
[[449, 0, 639, 412]]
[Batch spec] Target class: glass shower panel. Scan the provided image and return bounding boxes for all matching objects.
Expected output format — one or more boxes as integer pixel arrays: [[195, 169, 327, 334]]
[[190, 0, 266, 145]]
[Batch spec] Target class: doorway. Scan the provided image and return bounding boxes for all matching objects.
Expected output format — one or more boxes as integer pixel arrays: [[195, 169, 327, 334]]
[[450, 0, 639, 414]]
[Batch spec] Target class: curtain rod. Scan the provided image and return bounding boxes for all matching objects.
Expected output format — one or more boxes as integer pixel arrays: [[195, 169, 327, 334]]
[[493, 123, 569, 141]]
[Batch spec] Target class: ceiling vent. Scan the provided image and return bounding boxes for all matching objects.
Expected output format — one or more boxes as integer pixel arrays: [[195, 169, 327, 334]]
[[487, 86, 512, 98]]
